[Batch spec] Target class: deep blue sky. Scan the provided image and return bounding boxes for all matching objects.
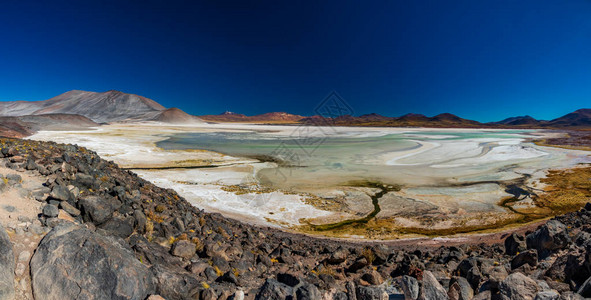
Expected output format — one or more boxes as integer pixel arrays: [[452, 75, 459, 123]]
[[1, 1, 590, 122]]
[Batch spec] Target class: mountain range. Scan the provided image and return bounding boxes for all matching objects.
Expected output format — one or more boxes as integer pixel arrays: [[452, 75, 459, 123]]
[[201, 109, 591, 129], [0, 90, 590, 138]]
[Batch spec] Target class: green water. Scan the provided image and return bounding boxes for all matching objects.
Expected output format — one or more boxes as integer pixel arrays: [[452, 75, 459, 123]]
[[156, 130, 536, 191]]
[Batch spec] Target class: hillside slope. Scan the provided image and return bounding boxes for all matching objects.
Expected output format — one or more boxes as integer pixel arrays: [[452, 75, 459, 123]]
[[0, 90, 196, 123]]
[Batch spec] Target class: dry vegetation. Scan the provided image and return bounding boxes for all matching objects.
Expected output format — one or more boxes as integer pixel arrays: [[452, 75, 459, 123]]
[[535, 165, 591, 213]]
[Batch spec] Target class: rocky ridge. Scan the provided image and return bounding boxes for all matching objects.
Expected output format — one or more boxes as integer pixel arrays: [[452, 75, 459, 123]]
[[0, 137, 590, 299]]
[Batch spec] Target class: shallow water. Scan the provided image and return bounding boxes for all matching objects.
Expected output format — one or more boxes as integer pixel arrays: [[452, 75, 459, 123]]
[[156, 129, 560, 191]]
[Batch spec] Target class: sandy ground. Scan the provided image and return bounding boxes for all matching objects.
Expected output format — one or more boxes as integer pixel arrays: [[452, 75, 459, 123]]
[[0, 165, 48, 300]]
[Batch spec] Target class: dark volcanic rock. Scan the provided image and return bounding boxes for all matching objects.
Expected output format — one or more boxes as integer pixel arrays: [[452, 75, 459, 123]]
[[505, 233, 527, 255], [296, 283, 322, 300], [511, 249, 538, 270], [356, 285, 387, 300], [171, 240, 197, 259], [151, 264, 200, 300], [42, 203, 59, 218], [526, 220, 570, 258], [30, 223, 156, 300], [50, 184, 73, 202], [99, 216, 134, 239], [277, 273, 300, 287], [79, 195, 116, 224], [256, 279, 294, 300], [326, 246, 348, 264], [0, 223, 15, 300], [60, 201, 81, 217]]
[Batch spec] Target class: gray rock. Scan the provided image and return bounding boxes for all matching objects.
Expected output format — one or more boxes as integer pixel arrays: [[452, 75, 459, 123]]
[[5, 174, 21, 186], [485, 265, 508, 289], [31, 186, 51, 202], [499, 272, 539, 300], [512, 249, 538, 269], [42, 204, 59, 218], [60, 201, 80, 217], [0, 223, 15, 300], [449, 277, 473, 300], [356, 285, 388, 300], [2, 205, 15, 213], [256, 279, 294, 300], [419, 270, 449, 300], [151, 264, 200, 300], [526, 220, 570, 258], [29, 223, 45, 235], [560, 292, 585, 300], [171, 240, 197, 259], [296, 283, 322, 300], [361, 269, 384, 285], [326, 246, 348, 264], [50, 185, 73, 202], [30, 223, 156, 300], [17, 216, 30, 223], [134, 209, 147, 233], [401, 275, 419, 300], [79, 195, 115, 224], [98, 217, 134, 239], [534, 290, 559, 300], [346, 281, 357, 300]]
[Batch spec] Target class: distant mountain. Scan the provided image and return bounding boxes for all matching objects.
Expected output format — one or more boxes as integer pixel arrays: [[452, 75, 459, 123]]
[[199, 112, 304, 123], [324, 112, 484, 128], [0, 90, 201, 124], [492, 115, 542, 126], [546, 109, 591, 128]]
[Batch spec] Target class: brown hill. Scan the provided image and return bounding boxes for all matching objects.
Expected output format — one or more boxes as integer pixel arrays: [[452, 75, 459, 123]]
[[491, 115, 543, 127], [151, 107, 203, 124], [546, 109, 591, 128], [199, 112, 304, 123], [322, 112, 483, 128]]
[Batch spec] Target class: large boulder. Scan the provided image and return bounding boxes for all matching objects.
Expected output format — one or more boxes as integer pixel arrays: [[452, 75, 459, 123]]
[[526, 220, 570, 258], [498, 272, 539, 300], [30, 223, 156, 300], [419, 271, 449, 300], [78, 195, 119, 225], [0, 223, 15, 300]]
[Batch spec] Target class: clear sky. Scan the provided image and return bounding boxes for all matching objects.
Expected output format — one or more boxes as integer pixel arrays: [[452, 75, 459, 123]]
[[1, 1, 590, 122]]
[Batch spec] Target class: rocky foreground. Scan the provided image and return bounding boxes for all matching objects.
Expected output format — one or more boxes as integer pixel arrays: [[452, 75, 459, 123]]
[[0, 138, 589, 299]]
